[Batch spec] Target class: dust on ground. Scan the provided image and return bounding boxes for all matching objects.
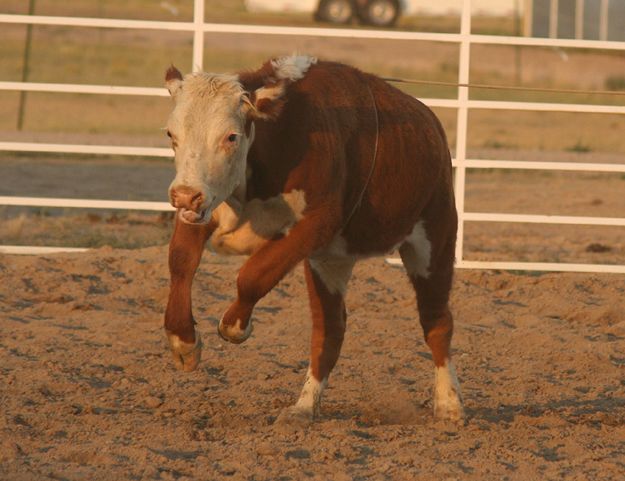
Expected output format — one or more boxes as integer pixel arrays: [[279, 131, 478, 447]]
[[1, 246, 625, 481]]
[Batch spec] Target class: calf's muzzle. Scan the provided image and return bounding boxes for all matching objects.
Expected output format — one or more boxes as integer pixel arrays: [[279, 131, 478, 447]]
[[170, 185, 205, 212]]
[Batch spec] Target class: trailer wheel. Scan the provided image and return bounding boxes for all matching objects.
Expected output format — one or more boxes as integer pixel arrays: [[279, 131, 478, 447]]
[[360, 0, 400, 27], [315, 0, 355, 24]]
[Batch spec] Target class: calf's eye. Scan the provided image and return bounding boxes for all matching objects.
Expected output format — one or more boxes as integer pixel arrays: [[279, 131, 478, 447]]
[[227, 133, 238, 143]]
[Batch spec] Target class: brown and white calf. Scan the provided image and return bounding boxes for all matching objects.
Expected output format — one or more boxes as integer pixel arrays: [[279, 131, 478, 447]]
[[163, 55, 464, 423]]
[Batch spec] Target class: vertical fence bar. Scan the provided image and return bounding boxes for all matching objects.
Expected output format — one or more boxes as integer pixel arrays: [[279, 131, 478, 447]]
[[17, 0, 36, 130], [454, 0, 472, 265], [575, 0, 584, 39], [523, 0, 533, 37], [549, 0, 559, 38], [599, 0, 608, 41], [514, 0, 522, 85], [192, 0, 204, 71]]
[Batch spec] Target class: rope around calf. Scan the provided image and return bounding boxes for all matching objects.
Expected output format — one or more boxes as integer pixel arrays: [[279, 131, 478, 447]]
[[341, 82, 379, 231], [381, 77, 625, 97]]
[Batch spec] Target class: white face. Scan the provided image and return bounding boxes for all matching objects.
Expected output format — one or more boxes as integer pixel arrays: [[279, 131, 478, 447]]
[[165, 73, 254, 224]]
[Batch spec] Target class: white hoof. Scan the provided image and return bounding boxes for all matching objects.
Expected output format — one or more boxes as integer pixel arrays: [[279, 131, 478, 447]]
[[218, 317, 253, 344], [275, 405, 314, 428], [166, 331, 202, 372], [434, 394, 465, 422], [434, 360, 465, 422], [273, 367, 327, 430]]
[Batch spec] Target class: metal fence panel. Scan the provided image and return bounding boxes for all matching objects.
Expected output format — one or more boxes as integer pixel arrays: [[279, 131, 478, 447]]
[[1, 0, 624, 273]]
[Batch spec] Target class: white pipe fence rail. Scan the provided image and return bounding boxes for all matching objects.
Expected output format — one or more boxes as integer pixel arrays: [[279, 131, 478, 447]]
[[1, 0, 624, 274]]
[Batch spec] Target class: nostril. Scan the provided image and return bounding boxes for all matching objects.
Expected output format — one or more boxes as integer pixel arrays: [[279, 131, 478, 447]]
[[190, 193, 205, 212], [170, 186, 204, 211], [169, 190, 179, 207]]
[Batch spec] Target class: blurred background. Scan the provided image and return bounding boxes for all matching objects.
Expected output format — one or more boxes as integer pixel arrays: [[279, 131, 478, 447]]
[[1, 0, 624, 266]]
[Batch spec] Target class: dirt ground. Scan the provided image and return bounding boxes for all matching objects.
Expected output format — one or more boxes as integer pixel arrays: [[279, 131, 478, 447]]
[[2, 3, 624, 478], [1, 244, 625, 481]]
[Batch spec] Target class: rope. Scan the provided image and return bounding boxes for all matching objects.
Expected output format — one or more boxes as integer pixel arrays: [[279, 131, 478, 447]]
[[338, 76, 622, 232], [342, 82, 379, 231], [382, 77, 625, 97]]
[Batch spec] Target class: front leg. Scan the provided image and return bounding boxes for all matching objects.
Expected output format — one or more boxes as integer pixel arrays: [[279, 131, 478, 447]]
[[218, 207, 339, 344], [164, 215, 215, 371]]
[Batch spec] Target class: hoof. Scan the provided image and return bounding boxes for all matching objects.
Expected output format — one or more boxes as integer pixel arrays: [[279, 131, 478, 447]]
[[166, 331, 202, 372], [433, 386, 465, 422], [433, 360, 465, 422], [434, 399, 465, 423], [218, 317, 252, 344], [274, 405, 314, 429]]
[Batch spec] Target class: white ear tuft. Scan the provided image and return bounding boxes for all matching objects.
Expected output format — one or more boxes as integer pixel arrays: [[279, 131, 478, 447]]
[[271, 55, 317, 81]]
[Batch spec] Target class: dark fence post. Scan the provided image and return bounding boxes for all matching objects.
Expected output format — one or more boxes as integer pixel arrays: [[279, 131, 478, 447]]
[[17, 0, 36, 131]]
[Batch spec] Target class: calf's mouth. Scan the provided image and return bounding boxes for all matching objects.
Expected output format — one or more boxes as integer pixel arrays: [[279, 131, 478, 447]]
[[178, 207, 210, 225]]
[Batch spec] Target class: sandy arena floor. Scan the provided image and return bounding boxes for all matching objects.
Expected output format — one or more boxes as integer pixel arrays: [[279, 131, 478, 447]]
[[2, 246, 624, 480]]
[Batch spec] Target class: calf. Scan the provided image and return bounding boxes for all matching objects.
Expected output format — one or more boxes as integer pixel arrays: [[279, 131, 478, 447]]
[[163, 55, 464, 423]]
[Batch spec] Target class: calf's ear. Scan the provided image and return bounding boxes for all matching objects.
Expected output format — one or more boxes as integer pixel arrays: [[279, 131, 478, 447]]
[[243, 81, 287, 121], [165, 65, 183, 98]]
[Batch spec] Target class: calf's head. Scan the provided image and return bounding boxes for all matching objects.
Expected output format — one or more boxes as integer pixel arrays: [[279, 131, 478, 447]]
[[164, 66, 286, 224]]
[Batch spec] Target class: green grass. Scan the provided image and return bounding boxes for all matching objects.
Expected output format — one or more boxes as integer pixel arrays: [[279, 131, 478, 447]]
[[482, 139, 518, 150], [605, 76, 625, 91], [566, 141, 592, 153]]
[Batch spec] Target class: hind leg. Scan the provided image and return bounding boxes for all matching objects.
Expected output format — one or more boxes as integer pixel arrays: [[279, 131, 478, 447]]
[[399, 221, 464, 421], [276, 255, 355, 425]]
